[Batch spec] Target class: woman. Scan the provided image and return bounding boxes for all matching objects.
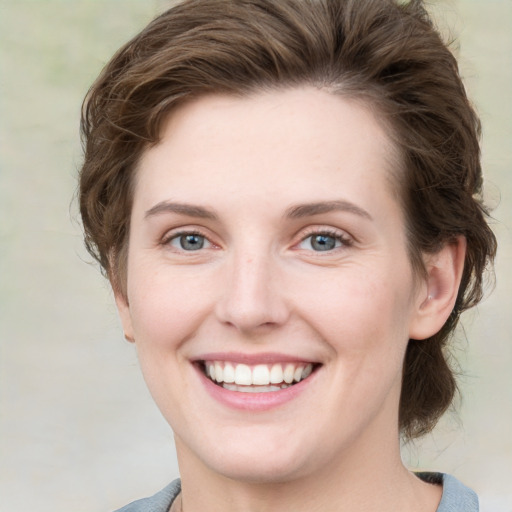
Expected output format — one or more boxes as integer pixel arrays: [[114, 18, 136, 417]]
[[79, 0, 496, 510]]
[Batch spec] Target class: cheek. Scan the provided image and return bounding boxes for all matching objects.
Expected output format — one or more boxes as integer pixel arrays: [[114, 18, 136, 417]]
[[294, 268, 412, 343], [127, 262, 216, 350], [289, 266, 414, 400]]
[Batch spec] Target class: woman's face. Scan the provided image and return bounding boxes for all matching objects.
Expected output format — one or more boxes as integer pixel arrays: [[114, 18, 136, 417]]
[[117, 88, 430, 482]]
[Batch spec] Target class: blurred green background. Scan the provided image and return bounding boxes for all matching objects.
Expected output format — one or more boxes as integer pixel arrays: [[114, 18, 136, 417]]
[[0, 1, 510, 510]]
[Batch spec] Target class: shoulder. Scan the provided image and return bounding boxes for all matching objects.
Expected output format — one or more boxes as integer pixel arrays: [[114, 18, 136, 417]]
[[417, 472, 479, 512], [438, 473, 479, 512], [112, 479, 181, 512], [111, 474, 478, 512]]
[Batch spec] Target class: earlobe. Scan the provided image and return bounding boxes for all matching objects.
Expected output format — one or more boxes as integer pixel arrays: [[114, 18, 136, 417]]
[[409, 237, 467, 340], [114, 291, 135, 344], [108, 249, 135, 343]]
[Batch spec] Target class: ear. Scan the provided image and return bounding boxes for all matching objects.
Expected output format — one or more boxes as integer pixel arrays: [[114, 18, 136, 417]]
[[114, 290, 135, 343], [409, 236, 467, 340], [108, 248, 135, 343]]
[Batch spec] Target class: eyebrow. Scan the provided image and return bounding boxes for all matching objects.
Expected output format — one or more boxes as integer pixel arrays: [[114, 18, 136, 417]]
[[145, 201, 218, 220], [285, 200, 373, 220], [145, 199, 372, 222]]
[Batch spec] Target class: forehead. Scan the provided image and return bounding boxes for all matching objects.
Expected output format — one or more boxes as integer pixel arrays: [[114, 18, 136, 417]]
[[135, 87, 401, 215]]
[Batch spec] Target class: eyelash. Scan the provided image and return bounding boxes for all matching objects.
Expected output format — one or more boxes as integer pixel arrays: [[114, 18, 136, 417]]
[[296, 228, 353, 252], [162, 226, 352, 254], [162, 229, 213, 251]]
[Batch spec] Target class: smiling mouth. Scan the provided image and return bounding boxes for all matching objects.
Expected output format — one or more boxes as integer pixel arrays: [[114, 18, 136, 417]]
[[200, 361, 318, 393]]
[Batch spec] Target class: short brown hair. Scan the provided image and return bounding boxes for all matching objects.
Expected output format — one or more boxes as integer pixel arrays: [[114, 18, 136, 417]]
[[79, 0, 496, 439]]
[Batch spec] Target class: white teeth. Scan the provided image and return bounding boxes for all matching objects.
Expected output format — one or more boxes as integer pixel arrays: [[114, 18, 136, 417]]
[[234, 364, 252, 385], [214, 361, 223, 382], [223, 362, 235, 383], [203, 361, 316, 390], [293, 366, 304, 382], [302, 363, 313, 379], [283, 364, 295, 384], [269, 364, 284, 384], [222, 384, 283, 393], [252, 364, 270, 385]]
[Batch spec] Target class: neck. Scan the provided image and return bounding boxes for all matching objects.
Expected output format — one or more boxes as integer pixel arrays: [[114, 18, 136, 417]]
[[174, 425, 441, 512]]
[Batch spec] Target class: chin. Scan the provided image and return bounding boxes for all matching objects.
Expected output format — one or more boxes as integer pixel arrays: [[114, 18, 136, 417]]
[[177, 424, 323, 484], [205, 451, 313, 484]]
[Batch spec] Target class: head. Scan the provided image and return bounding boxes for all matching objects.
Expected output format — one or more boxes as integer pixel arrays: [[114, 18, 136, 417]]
[[79, 0, 496, 445]]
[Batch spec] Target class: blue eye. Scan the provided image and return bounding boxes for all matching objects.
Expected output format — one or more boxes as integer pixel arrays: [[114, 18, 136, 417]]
[[169, 233, 210, 251], [299, 232, 347, 252]]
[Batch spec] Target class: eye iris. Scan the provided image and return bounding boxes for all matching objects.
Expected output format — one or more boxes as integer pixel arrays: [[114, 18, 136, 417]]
[[311, 234, 336, 251], [180, 234, 204, 250]]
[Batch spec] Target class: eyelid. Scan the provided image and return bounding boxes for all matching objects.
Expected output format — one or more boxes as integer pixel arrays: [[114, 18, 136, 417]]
[[293, 226, 353, 251], [161, 226, 219, 250], [297, 226, 352, 242], [159, 224, 353, 252]]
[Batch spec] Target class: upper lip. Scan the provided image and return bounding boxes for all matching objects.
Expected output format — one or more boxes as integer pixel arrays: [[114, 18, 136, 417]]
[[191, 352, 320, 365]]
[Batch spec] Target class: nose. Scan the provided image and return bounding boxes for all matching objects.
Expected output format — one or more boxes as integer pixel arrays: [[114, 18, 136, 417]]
[[215, 249, 290, 335]]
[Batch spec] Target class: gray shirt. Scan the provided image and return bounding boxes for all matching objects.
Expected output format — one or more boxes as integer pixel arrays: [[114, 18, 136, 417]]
[[114, 473, 478, 512]]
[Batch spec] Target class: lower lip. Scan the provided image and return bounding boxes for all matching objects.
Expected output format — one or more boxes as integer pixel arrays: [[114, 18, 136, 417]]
[[195, 365, 318, 411]]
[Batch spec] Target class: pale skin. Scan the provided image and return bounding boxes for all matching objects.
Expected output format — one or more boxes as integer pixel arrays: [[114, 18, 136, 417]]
[[115, 88, 466, 512]]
